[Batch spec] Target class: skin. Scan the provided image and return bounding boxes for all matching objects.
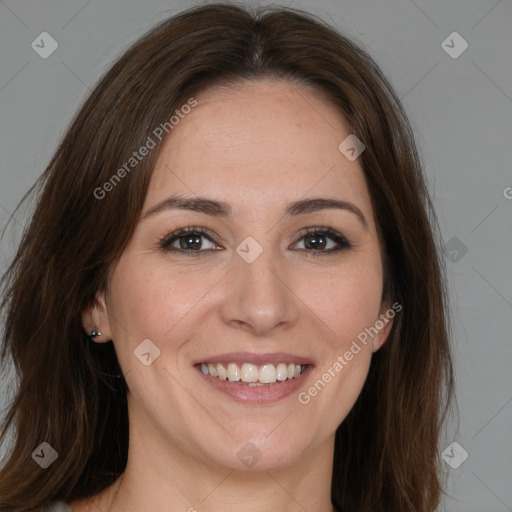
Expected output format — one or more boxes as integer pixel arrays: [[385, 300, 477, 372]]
[[75, 78, 393, 512]]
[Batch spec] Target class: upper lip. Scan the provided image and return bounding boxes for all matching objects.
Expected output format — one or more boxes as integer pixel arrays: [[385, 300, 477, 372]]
[[193, 351, 314, 367]]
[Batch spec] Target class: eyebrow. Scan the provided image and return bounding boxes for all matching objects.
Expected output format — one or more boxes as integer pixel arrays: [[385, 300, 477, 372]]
[[141, 195, 367, 228]]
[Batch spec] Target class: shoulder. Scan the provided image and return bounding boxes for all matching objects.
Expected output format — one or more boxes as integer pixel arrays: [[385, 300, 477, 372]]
[[38, 502, 73, 512]]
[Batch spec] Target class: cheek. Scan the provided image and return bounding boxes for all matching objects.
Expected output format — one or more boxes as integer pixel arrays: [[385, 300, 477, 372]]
[[108, 258, 217, 343], [108, 244, 383, 362], [301, 259, 383, 348], [297, 266, 380, 425]]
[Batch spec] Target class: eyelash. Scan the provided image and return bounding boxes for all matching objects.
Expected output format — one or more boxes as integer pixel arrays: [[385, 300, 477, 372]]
[[158, 225, 353, 257]]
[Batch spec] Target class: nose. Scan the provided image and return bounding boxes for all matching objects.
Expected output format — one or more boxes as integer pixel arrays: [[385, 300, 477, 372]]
[[218, 245, 300, 336]]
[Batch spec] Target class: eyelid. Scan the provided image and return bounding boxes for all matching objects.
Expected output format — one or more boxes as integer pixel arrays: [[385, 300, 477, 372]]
[[159, 225, 352, 254], [159, 226, 221, 250], [159, 225, 217, 241], [290, 226, 352, 251]]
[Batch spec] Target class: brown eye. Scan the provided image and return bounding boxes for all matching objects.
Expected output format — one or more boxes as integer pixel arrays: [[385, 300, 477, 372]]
[[292, 227, 352, 254], [160, 227, 220, 254], [159, 226, 351, 256]]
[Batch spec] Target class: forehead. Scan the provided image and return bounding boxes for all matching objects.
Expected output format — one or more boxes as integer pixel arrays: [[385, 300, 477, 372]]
[[146, 79, 372, 219]]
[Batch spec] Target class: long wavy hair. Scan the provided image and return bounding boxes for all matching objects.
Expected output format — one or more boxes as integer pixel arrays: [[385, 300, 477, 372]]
[[0, 3, 455, 511]]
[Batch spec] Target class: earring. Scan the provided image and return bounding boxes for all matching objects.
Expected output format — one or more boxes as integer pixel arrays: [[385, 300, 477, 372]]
[[88, 328, 102, 339]]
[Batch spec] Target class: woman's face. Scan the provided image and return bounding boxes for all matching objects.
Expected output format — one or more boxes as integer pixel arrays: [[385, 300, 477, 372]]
[[86, 79, 393, 472]]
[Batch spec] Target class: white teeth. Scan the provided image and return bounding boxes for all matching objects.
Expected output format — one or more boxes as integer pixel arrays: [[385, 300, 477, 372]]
[[216, 363, 227, 380], [276, 363, 288, 381], [241, 363, 259, 383], [208, 364, 218, 377], [199, 362, 307, 384], [227, 363, 240, 382], [259, 364, 276, 383]]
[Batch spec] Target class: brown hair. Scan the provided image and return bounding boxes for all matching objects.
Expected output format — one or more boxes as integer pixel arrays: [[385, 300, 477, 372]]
[[0, 3, 455, 511]]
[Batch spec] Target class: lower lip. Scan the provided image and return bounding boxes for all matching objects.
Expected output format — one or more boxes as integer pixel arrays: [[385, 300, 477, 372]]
[[195, 365, 314, 404]]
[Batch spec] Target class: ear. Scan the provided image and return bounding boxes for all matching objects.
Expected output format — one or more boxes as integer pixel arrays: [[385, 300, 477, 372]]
[[81, 291, 113, 343], [372, 301, 399, 353]]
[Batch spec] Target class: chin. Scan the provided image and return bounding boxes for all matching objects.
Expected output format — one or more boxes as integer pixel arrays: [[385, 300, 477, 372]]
[[199, 430, 314, 473]]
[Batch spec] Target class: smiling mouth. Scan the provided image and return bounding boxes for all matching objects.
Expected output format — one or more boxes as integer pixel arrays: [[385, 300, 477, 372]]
[[195, 362, 309, 386]]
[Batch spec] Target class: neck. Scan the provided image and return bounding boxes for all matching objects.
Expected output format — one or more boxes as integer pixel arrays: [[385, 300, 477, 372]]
[[97, 418, 336, 512]]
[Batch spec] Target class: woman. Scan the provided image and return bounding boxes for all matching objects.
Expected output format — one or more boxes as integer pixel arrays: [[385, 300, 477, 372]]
[[0, 3, 455, 511]]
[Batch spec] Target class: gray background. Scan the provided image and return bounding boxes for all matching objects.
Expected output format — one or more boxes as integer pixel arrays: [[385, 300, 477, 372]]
[[1, 0, 511, 510]]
